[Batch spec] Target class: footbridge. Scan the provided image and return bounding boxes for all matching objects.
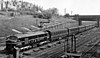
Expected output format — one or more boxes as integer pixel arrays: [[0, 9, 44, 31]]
[[70, 15, 100, 26]]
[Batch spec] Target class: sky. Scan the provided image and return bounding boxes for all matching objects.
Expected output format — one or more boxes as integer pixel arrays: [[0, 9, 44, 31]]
[[6, 0, 100, 15], [23, 0, 72, 15]]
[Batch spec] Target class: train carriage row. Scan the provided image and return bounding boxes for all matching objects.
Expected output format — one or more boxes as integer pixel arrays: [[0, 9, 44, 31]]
[[6, 23, 97, 54]]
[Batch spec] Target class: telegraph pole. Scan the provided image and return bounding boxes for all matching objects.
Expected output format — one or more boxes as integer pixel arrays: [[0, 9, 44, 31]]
[[97, 18, 99, 27], [1, 0, 3, 10], [71, 11, 73, 15], [64, 8, 66, 15]]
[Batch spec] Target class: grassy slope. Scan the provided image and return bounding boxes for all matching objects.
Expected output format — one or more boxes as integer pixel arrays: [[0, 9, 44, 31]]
[[0, 15, 37, 37], [0, 15, 96, 37]]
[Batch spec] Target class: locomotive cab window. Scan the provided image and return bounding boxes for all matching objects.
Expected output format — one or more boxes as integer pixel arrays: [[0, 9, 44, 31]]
[[7, 36, 18, 42], [57, 32, 59, 34]]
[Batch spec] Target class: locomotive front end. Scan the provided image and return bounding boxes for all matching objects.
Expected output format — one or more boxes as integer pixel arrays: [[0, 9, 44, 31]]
[[6, 36, 18, 54]]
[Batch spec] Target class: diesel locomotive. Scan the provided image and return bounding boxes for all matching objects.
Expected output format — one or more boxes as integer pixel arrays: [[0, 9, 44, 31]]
[[6, 24, 96, 54]]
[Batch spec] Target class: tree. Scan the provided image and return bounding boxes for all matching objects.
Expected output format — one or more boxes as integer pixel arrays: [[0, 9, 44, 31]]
[[39, 8, 59, 19], [50, 8, 58, 15], [64, 13, 70, 18], [5, 1, 9, 9]]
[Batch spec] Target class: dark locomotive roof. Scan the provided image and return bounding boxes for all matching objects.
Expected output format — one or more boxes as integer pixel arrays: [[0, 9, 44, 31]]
[[8, 31, 47, 39], [7, 36, 18, 40]]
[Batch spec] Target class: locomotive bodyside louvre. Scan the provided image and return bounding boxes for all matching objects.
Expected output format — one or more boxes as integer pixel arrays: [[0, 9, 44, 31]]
[[6, 31, 50, 52]]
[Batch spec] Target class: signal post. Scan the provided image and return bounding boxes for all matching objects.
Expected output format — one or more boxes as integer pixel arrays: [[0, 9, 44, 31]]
[[64, 34, 81, 58], [97, 18, 99, 27], [75, 14, 82, 26]]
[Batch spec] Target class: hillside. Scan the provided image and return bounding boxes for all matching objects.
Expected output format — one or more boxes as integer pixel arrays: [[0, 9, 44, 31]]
[[0, 15, 96, 37]]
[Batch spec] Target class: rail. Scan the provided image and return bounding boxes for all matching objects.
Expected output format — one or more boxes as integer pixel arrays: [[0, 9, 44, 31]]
[[4, 22, 97, 58], [81, 41, 100, 58]]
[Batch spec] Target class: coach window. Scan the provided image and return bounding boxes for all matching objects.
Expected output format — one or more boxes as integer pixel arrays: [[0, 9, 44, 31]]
[[52, 32, 53, 35], [22, 41, 24, 45], [55, 32, 57, 35], [59, 31, 61, 34], [60, 31, 61, 34], [56, 32, 58, 35], [57, 31, 59, 34], [61, 31, 63, 33], [65, 30, 67, 33], [54, 32, 57, 35], [56, 31, 58, 35], [62, 30, 64, 33], [59, 31, 60, 34], [62, 31, 64, 33], [64, 30, 66, 33], [53, 32, 55, 35]]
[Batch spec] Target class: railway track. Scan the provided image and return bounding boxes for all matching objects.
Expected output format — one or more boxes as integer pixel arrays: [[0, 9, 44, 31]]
[[0, 27, 97, 58], [24, 28, 98, 58], [79, 29, 100, 58], [76, 30, 97, 48], [0, 24, 97, 58], [76, 31, 99, 54], [0, 30, 95, 58], [81, 41, 100, 58], [50, 28, 99, 58], [22, 41, 66, 58], [0, 21, 78, 47]]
